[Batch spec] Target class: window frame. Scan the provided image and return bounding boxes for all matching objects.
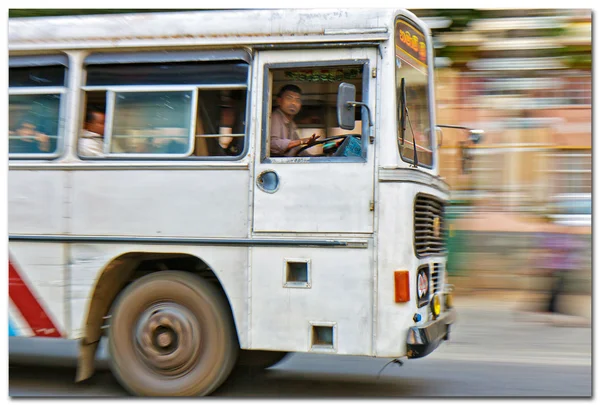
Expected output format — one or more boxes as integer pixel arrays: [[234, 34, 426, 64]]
[[81, 50, 252, 161], [260, 59, 371, 164], [8, 56, 68, 161], [394, 16, 435, 170], [85, 86, 199, 159]]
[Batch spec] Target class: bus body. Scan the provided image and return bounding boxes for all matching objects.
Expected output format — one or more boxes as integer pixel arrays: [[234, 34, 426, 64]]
[[8, 9, 455, 396]]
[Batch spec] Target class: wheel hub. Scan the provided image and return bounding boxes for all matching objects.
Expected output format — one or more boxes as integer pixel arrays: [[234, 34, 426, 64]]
[[134, 302, 201, 375]]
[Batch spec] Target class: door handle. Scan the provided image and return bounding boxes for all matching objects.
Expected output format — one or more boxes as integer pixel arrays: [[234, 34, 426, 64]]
[[256, 170, 280, 193]]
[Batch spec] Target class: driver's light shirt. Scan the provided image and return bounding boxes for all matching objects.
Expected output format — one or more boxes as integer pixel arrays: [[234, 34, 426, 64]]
[[269, 108, 308, 157]]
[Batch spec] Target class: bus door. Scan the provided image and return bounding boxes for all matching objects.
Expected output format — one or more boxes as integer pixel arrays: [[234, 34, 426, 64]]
[[252, 48, 377, 234]]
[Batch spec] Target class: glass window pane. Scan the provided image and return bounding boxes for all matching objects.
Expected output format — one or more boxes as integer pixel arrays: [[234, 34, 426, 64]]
[[194, 89, 247, 157], [87, 62, 248, 86], [399, 72, 433, 166], [266, 65, 365, 160], [9, 66, 66, 87], [394, 18, 433, 168], [111, 91, 193, 154], [9, 94, 60, 154]]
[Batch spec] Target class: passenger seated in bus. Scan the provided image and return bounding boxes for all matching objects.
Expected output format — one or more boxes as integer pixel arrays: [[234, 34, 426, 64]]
[[214, 104, 239, 155], [269, 84, 319, 157], [195, 92, 244, 157], [9, 117, 50, 154], [79, 108, 106, 157]]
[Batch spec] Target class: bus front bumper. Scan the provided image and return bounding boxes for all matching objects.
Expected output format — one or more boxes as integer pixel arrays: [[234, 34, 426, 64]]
[[406, 308, 456, 359]]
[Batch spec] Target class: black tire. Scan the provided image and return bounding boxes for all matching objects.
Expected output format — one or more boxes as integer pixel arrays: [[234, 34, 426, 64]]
[[108, 271, 238, 396], [236, 350, 289, 369]]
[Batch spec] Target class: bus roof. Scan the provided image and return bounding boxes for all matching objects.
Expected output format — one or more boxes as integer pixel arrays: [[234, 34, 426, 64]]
[[8, 9, 426, 52]]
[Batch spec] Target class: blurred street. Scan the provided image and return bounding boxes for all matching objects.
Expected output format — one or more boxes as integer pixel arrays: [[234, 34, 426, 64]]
[[10, 294, 591, 397]]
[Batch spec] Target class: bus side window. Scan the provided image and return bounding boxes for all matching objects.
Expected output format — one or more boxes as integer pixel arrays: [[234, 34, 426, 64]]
[[111, 90, 193, 155], [82, 55, 249, 159], [194, 89, 247, 157], [79, 91, 107, 157], [9, 64, 65, 157]]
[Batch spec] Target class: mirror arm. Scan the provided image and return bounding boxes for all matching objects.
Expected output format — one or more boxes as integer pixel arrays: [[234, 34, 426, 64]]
[[436, 124, 472, 131], [347, 101, 374, 144], [437, 124, 484, 137]]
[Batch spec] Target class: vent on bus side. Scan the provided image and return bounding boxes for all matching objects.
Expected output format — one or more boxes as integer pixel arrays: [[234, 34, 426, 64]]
[[414, 194, 447, 257], [287, 261, 308, 283], [284, 259, 311, 288], [310, 322, 336, 351]]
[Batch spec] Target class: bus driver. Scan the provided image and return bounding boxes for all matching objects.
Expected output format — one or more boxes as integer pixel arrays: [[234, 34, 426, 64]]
[[269, 84, 319, 157]]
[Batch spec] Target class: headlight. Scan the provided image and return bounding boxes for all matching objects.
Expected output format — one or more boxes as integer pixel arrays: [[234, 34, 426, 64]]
[[445, 292, 453, 309], [416, 266, 430, 308], [430, 294, 441, 318]]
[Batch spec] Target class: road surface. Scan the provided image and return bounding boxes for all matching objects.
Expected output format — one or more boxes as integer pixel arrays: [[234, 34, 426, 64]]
[[9, 296, 591, 397]]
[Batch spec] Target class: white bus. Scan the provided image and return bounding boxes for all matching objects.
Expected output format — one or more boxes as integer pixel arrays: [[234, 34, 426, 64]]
[[8, 9, 458, 396]]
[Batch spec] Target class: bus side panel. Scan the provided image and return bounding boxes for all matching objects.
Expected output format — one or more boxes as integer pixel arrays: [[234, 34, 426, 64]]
[[9, 242, 67, 338], [68, 167, 251, 344], [70, 169, 250, 238], [250, 246, 374, 355], [8, 170, 67, 235], [376, 182, 448, 357], [8, 170, 68, 338], [69, 244, 249, 346]]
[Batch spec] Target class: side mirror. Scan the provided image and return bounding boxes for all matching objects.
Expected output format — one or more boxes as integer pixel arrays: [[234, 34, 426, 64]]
[[337, 82, 356, 130]]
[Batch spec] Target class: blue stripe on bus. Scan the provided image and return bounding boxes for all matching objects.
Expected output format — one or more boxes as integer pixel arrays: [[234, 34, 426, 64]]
[[9, 318, 18, 336]]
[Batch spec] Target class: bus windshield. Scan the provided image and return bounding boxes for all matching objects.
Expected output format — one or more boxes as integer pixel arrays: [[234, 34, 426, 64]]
[[395, 17, 433, 167]]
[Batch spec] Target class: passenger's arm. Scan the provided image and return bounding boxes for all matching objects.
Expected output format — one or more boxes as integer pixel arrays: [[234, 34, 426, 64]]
[[35, 131, 50, 152], [218, 107, 235, 149]]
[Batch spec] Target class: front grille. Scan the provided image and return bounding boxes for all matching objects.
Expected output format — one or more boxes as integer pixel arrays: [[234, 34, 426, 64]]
[[414, 194, 447, 257], [431, 263, 442, 294]]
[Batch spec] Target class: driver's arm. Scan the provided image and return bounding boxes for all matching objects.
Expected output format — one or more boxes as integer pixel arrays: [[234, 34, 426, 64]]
[[284, 138, 305, 151], [269, 112, 292, 156], [269, 113, 316, 156], [271, 136, 311, 155], [270, 132, 293, 156]]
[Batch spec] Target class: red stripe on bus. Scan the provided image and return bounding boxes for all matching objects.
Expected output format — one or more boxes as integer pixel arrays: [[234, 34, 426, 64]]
[[8, 260, 62, 338]]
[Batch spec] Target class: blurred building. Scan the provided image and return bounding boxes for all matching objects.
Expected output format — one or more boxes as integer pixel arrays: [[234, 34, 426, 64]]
[[413, 10, 591, 301], [416, 9, 591, 228]]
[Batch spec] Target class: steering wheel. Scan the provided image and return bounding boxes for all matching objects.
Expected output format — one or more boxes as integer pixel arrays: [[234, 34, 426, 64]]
[[294, 134, 361, 156]]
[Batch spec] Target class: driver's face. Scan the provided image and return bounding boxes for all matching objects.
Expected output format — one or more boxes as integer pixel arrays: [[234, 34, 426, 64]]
[[277, 91, 302, 119]]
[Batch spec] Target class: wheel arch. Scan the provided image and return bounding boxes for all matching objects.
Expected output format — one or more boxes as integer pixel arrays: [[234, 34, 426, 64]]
[[75, 251, 238, 382]]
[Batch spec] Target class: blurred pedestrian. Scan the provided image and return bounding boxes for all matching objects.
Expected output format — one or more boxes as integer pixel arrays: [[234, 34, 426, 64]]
[[541, 231, 579, 314]]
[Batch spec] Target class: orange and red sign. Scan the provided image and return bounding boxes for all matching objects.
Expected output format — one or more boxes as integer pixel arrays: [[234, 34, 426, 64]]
[[395, 19, 428, 73]]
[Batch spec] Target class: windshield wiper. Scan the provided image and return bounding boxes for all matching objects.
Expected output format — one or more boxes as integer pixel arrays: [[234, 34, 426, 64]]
[[399, 77, 419, 167], [400, 78, 407, 147], [406, 110, 419, 168]]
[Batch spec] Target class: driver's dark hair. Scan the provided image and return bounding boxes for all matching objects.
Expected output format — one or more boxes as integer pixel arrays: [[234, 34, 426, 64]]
[[277, 84, 302, 98]]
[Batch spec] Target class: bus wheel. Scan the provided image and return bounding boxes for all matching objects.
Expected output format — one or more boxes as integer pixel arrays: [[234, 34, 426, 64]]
[[108, 271, 238, 396], [237, 350, 289, 369]]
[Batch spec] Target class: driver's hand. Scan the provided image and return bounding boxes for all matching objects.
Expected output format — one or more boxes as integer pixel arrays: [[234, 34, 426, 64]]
[[305, 133, 319, 145]]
